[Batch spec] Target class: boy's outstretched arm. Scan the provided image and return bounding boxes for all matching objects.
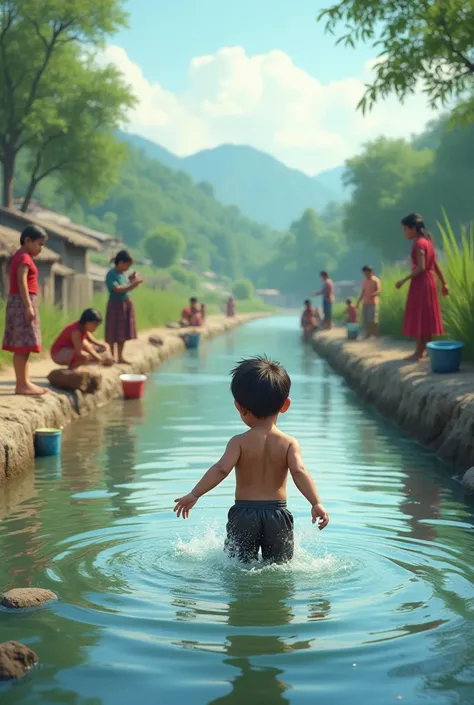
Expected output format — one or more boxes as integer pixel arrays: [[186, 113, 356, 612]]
[[174, 437, 241, 519], [287, 440, 329, 530]]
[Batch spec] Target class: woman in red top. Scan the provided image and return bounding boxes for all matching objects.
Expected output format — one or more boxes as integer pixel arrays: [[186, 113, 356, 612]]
[[51, 308, 113, 369], [2, 225, 47, 395], [396, 213, 448, 361]]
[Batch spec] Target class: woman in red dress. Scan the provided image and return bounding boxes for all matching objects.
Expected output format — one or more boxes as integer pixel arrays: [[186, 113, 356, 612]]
[[396, 213, 449, 360]]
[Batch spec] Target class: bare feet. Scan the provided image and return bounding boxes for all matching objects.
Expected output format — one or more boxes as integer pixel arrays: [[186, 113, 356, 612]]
[[15, 382, 48, 396]]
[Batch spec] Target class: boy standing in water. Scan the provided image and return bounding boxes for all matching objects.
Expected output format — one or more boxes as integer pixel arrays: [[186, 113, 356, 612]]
[[357, 265, 381, 338], [174, 357, 329, 563]]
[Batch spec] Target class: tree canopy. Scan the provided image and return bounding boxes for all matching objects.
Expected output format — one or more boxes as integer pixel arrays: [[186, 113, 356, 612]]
[[0, 0, 132, 207], [318, 0, 474, 121], [145, 225, 185, 269], [258, 207, 346, 294]]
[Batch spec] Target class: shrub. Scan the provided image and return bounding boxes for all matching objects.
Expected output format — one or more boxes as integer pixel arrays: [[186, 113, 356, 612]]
[[144, 225, 185, 268], [232, 278, 255, 300], [169, 264, 189, 284]]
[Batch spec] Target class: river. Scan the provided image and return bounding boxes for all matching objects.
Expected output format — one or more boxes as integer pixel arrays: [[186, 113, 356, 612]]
[[1, 316, 474, 704]]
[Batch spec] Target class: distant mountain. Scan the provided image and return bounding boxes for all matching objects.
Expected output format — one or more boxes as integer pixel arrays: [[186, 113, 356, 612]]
[[118, 132, 181, 171], [313, 166, 350, 202], [181, 145, 335, 229], [119, 132, 341, 229]]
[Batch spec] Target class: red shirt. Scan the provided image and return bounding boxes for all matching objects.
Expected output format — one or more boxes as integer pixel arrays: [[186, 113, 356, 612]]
[[51, 322, 86, 356], [181, 307, 192, 323], [9, 249, 38, 295], [347, 305, 358, 323]]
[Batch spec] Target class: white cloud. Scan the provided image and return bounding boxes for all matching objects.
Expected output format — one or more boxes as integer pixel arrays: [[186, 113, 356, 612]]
[[104, 45, 437, 175]]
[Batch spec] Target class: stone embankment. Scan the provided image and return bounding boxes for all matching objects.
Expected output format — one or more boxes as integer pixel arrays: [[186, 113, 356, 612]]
[[311, 329, 474, 475], [0, 314, 265, 485]]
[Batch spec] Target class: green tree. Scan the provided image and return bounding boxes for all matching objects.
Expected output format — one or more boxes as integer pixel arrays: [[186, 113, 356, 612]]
[[319, 0, 474, 120], [20, 53, 133, 211], [343, 137, 434, 260], [145, 225, 185, 269], [0, 0, 131, 207], [232, 278, 255, 300]]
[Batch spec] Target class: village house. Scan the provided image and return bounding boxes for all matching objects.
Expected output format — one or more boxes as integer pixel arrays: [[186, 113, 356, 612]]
[[0, 207, 100, 310]]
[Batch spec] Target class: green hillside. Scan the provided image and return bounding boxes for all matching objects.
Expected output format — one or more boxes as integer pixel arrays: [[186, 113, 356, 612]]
[[13, 143, 282, 281], [118, 133, 338, 229]]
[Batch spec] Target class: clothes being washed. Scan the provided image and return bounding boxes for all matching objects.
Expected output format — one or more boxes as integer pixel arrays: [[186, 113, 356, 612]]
[[225, 500, 294, 564]]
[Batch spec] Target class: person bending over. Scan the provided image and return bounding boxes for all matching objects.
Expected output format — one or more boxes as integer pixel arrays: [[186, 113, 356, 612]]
[[174, 356, 329, 564], [51, 308, 113, 369]]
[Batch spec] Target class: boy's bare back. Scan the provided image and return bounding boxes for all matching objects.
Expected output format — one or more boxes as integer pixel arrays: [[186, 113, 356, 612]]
[[174, 357, 329, 552], [233, 426, 294, 501]]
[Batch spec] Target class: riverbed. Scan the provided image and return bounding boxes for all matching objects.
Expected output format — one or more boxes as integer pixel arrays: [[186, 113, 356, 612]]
[[1, 316, 474, 704]]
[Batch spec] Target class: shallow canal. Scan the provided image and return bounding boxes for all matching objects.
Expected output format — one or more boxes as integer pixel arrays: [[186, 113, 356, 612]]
[[1, 316, 474, 704]]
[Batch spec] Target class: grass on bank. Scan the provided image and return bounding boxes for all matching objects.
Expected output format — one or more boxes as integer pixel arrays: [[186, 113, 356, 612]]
[[379, 213, 474, 361], [0, 285, 273, 369]]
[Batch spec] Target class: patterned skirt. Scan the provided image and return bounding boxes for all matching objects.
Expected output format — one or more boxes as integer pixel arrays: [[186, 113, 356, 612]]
[[105, 298, 137, 344], [2, 294, 41, 354]]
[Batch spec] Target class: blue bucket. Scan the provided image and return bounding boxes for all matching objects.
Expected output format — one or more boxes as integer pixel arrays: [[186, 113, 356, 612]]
[[347, 323, 360, 340], [427, 341, 463, 374], [34, 428, 62, 457], [186, 332, 201, 350]]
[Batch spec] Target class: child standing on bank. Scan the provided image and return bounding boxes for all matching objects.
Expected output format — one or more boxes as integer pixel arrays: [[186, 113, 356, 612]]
[[174, 356, 329, 564], [357, 265, 381, 338], [105, 250, 143, 364], [2, 225, 47, 395]]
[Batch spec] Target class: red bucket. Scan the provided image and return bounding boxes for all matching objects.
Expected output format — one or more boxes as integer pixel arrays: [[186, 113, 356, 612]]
[[120, 374, 147, 399]]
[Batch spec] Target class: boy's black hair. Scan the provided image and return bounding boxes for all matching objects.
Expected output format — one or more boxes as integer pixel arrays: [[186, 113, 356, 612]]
[[190, 296, 198, 303], [231, 356, 291, 419], [320, 270, 328, 277], [304, 299, 311, 305], [362, 264, 374, 272], [113, 249, 133, 265], [79, 308, 103, 325], [346, 298, 352, 305], [20, 224, 47, 245]]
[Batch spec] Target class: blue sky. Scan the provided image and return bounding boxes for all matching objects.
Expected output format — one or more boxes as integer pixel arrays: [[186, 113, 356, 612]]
[[108, 0, 435, 174], [115, 0, 374, 93]]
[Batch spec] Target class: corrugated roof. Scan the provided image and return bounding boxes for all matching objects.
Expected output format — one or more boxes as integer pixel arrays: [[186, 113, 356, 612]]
[[0, 224, 60, 263], [0, 208, 101, 251]]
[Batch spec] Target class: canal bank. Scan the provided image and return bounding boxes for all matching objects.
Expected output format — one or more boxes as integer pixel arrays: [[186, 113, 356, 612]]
[[0, 314, 266, 485], [311, 329, 474, 473]]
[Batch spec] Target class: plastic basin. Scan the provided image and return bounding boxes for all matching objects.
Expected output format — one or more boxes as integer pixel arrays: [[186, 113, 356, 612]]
[[120, 374, 147, 399], [347, 323, 360, 341], [35, 428, 62, 457], [427, 341, 463, 374], [186, 333, 201, 350]]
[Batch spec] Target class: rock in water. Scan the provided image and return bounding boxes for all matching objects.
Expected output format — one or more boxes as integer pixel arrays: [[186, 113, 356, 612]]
[[1, 588, 57, 609], [0, 641, 38, 681], [462, 467, 474, 491]]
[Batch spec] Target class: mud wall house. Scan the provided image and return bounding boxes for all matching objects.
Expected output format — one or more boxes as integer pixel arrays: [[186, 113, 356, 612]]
[[87, 263, 109, 295], [0, 208, 100, 310], [0, 224, 73, 307]]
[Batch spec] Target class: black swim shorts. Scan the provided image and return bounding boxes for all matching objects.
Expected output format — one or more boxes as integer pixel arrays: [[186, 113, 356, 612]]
[[225, 500, 294, 564]]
